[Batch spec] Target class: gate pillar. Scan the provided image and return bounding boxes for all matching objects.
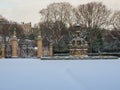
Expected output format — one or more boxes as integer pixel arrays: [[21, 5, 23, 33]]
[[37, 31, 42, 58], [12, 31, 18, 58], [49, 43, 53, 57], [1, 44, 5, 58]]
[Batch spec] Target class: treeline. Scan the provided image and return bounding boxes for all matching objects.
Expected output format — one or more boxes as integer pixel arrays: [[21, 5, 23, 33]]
[[0, 16, 37, 45], [0, 2, 120, 53], [39, 2, 120, 53], [0, 18, 24, 44]]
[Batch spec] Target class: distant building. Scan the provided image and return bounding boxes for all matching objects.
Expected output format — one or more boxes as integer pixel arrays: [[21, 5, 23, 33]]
[[21, 22, 33, 35], [0, 15, 8, 24]]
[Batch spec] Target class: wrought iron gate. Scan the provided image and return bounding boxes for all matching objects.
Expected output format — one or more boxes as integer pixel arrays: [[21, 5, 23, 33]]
[[5, 44, 12, 58], [19, 39, 36, 58]]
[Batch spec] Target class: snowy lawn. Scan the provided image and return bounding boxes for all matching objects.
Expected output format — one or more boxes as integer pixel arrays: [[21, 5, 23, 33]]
[[0, 58, 120, 90]]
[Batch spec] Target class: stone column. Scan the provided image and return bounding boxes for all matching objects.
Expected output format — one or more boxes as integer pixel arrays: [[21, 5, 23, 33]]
[[11, 31, 18, 58], [1, 44, 5, 58], [37, 32, 42, 58], [69, 43, 72, 56], [49, 43, 53, 57]]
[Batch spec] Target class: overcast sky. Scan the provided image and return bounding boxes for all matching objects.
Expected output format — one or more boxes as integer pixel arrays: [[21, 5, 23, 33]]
[[0, 0, 120, 25]]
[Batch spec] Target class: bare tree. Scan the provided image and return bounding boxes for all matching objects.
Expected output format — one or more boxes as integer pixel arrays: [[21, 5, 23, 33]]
[[108, 11, 120, 50], [0, 15, 24, 44], [39, 2, 76, 43], [76, 2, 111, 52], [76, 2, 111, 28], [40, 21, 67, 45], [40, 2, 76, 26], [103, 30, 120, 52], [111, 11, 120, 30]]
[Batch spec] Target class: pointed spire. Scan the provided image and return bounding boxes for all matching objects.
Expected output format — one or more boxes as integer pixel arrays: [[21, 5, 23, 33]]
[[13, 30, 16, 37], [13, 27, 17, 38], [38, 30, 41, 38], [12, 28, 17, 40]]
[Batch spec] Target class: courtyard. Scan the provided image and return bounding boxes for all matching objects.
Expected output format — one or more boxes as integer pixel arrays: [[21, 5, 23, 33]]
[[0, 58, 120, 90]]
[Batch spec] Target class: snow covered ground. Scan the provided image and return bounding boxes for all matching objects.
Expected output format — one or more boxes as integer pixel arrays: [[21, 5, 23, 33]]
[[0, 58, 120, 90]]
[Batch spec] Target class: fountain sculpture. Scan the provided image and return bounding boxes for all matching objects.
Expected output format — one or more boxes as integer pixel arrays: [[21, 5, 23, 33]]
[[69, 31, 88, 57]]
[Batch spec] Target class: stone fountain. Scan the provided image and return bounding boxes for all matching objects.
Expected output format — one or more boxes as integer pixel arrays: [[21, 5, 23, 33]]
[[69, 31, 88, 57]]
